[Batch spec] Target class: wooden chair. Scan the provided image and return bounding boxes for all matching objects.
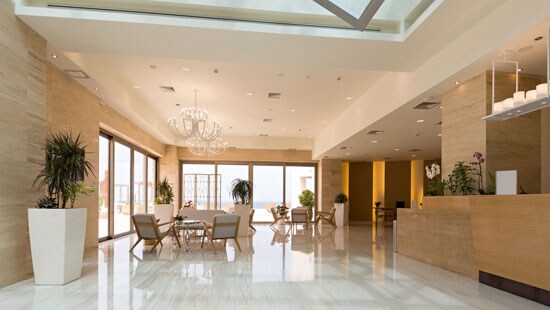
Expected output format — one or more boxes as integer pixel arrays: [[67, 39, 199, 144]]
[[249, 208, 256, 233], [270, 207, 290, 226], [201, 214, 241, 254], [314, 207, 337, 228], [130, 214, 181, 253], [291, 207, 310, 230]]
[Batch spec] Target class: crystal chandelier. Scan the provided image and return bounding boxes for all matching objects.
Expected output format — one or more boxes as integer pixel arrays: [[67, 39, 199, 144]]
[[168, 90, 228, 156]]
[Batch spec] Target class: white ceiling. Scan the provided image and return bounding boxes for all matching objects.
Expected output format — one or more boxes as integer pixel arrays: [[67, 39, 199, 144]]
[[14, 0, 550, 160], [73, 53, 383, 138]]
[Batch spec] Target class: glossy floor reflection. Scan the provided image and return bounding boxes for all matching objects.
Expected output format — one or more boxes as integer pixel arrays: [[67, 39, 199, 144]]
[[0, 224, 545, 309]]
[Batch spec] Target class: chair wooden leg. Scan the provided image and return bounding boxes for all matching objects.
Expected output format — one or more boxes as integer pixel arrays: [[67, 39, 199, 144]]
[[250, 224, 256, 232], [201, 232, 206, 248], [210, 239, 216, 254], [234, 238, 241, 252], [172, 228, 181, 248], [129, 237, 142, 252], [150, 239, 161, 253], [223, 239, 227, 247]]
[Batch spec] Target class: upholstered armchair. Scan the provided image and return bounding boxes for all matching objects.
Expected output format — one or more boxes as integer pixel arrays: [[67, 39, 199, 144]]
[[130, 214, 181, 253], [201, 214, 241, 254]]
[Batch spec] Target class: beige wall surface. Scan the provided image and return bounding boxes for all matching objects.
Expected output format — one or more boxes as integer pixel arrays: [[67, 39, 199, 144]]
[[348, 162, 373, 221], [318, 159, 342, 213], [0, 1, 47, 287], [178, 147, 314, 163], [543, 109, 550, 193], [46, 63, 166, 249], [385, 161, 411, 209], [442, 72, 544, 194]]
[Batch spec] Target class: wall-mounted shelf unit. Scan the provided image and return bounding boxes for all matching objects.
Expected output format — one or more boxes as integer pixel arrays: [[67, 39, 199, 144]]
[[483, 28, 549, 121]]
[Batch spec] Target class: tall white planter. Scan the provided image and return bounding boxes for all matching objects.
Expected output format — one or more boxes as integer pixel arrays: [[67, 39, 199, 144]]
[[334, 203, 348, 226], [234, 204, 250, 237], [28, 208, 87, 285], [153, 204, 174, 223]]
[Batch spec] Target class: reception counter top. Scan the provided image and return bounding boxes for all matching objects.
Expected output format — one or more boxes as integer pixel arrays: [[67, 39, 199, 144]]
[[397, 195, 549, 305]]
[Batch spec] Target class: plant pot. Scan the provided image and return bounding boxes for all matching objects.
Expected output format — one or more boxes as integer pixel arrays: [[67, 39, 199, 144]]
[[153, 204, 174, 223], [28, 208, 87, 285], [334, 203, 348, 226], [234, 204, 250, 237]]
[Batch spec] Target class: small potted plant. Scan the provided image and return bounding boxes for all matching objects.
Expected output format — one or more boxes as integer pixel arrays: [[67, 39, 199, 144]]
[[334, 193, 348, 226], [173, 214, 186, 225], [183, 200, 195, 208], [230, 178, 253, 237], [276, 204, 289, 215], [375, 201, 382, 208], [30, 132, 94, 285]]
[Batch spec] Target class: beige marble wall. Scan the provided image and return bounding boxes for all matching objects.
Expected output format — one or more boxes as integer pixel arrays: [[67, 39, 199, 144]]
[[159, 145, 180, 207], [46, 63, 165, 248], [0, 1, 47, 287], [442, 71, 544, 193], [318, 159, 342, 212], [541, 109, 550, 193]]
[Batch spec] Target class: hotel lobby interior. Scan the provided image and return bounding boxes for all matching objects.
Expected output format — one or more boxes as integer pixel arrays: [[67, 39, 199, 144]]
[[1, 0, 549, 309]]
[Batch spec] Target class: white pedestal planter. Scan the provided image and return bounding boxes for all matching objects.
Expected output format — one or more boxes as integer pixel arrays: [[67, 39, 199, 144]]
[[153, 204, 174, 223], [234, 204, 250, 237], [334, 203, 349, 226], [28, 208, 87, 285]]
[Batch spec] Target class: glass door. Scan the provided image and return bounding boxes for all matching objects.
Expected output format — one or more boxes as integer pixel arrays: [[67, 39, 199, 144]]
[[252, 165, 284, 222], [114, 142, 131, 235], [133, 151, 146, 215], [98, 136, 110, 239]]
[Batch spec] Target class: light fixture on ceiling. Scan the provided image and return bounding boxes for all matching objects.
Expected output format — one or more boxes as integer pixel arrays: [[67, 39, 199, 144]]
[[411, 154, 417, 157], [94, 87, 99, 91], [51, 54, 57, 58], [394, 148, 400, 151], [246, 92, 253, 96], [437, 133, 442, 137], [168, 90, 227, 156], [345, 96, 353, 100], [371, 140, 378, 143], [182, 67, 191, 72], [366, 130, 384, 135], [340, 146, 352, 150], [517, 68, 524, 72], [455, 81, 461, 85], [290, 109, 296, 112], [416, 119, 425, 123], [535, 36, 543, 41], [133, 85, 141, 89], [345, 152, 351, 155]]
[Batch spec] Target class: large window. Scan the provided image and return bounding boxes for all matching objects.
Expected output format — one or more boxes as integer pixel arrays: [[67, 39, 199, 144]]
[[99, 133, 158, 240], [114, 142, 131, 235], [180, 162, 316, 221], [98, 136, 110, 239]]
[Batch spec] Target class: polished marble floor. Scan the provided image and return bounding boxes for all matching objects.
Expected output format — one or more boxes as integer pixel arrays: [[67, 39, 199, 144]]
[[0, 224, 545, 309]]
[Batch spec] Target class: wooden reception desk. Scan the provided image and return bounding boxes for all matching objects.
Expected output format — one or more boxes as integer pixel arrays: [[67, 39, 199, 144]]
[[397, 195, 550, 305]]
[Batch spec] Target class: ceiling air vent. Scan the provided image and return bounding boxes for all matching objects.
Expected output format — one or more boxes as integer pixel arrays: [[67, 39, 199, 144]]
[[263, 118, 273, 123], [339, 146, 352, 150], [159, 85, 175, 93], [436, 121, 442, 125], [382, 157, 392, 160], [366, 130, 384, 135], [408, 149, 422, 152], [267, 92, 282, 99], [65, 70, 89, 79], [414, 101, 440, 110], [259, 134, 269, 137]]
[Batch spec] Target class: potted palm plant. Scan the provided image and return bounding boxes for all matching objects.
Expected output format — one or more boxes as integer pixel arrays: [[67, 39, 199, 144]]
[[30, 132, 94, 285], [334, 193, 348, 226], [230, 178, 252, 237], [153, 177, 175, 223]]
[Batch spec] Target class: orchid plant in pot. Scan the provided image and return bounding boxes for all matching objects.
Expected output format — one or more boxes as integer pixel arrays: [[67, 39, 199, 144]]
[[425, 163, 446, 196]]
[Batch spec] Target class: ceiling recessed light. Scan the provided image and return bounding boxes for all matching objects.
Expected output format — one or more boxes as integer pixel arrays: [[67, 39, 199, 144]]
[[371, 140, 378, 143], [411, 154, 417, 157], [535, 36, 543, 41], [290, 109, 296, 112], [416, 119, 425, 123], [437, 133, 442, 137], [517, 68, 523, 72], [182, 67, 190, 72], [149, 65, 157, 69], [133, 85, 141, 89], [176, 104, 181, 107], [345, 152, 350, 155], [245, 92, 253, 96], [516, 110, 522, 113], [345, 96, 353, 100], [440, 106, 443, 109], [307, 135, 313, 138], [281, 128, 286, 131], [394, 148, 400, 151], [542, 101, 547, 105], [455, 81, 461, 85], [51, 54, 57, 58], [94, 87, 99, 91], [247, 118, 251, 121]]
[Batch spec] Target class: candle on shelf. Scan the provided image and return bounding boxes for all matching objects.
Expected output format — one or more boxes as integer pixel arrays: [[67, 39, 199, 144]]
[[526, 90, 537, 101], [493, 101, 504, 113], [536, 83, 548, 98], [502, 98, 514, 109], [513, 91, 525, 106]]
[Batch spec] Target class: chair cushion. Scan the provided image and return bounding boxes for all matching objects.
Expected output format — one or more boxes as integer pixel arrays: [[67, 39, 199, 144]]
[[133, 214, 159, 239], [212, 214, 240, 239]]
